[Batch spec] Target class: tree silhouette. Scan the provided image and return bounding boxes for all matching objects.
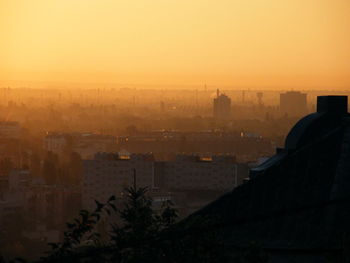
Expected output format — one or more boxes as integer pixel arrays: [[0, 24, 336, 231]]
[[33, 186, 267, 263]]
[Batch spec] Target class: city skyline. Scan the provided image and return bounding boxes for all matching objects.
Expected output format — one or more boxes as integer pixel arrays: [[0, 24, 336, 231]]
[[2, 1, 350, 261]]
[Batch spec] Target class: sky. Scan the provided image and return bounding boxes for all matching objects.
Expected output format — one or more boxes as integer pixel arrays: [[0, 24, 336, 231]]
[[1, 0, 350, 88]]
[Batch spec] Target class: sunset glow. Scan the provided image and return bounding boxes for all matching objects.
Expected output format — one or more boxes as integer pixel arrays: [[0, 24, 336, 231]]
[[1, 0, 350, 88]]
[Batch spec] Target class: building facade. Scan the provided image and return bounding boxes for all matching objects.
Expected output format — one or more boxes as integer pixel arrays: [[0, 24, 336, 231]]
[[82, 152, 247, 211], [82, 153, 155, 211], [280, 91, 307, 117], [0, 121, 21, 139], [213, 89, 231, 119], [44, 132, 116, 159], [156, 155, 242, 191]]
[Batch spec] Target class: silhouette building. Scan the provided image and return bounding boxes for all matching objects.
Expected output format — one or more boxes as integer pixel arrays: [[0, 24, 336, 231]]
[[213, 89, 231, 119], [194, 96, 350, 262], [280, 91, 307, 117]]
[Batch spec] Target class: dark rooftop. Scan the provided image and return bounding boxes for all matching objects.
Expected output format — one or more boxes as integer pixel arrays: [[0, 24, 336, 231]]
[[192, 96, 350, 262]]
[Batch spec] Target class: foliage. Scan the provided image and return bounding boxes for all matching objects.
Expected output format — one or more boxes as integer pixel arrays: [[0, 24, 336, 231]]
[[41, 195, 116, 262], [108, 187, 180, 263], [35, 186, 268, 263]]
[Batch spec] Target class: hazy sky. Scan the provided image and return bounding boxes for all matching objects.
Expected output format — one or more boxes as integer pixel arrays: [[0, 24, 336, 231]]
[[1, 0, 350, 88]]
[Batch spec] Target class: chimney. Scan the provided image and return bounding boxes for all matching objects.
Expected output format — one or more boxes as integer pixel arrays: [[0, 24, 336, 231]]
[[317, 96, 348, 115], [217, 89, 220, 97]]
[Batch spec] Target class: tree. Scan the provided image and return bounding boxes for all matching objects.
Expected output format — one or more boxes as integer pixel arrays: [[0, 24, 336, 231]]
[[37, 186, 267, 263], [109, 187, 177, 263]]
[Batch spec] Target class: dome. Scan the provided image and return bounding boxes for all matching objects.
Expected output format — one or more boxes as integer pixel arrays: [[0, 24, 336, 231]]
[[285, 96, 348, 150]]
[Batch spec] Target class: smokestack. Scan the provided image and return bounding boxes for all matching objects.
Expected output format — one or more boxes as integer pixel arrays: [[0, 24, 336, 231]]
[[217, 89, 220, 97]]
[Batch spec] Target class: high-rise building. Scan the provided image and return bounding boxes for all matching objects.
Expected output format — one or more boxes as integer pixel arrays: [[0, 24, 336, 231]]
[[213, 89, 231, 119], [280, 91, 307, 117]]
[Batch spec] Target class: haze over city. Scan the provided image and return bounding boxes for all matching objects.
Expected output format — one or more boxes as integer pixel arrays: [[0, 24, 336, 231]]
[[2, 1, 350, 262]]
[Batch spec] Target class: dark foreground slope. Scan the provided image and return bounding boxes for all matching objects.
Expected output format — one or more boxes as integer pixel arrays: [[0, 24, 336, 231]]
[[193, 96, 350, 262]]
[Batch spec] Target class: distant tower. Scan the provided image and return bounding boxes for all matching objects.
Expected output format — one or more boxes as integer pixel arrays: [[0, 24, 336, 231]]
[[256, 92, 263, 107], [242, 90, 246, 103], [280, 91, 307, 117], [213, 89, 231, 119]]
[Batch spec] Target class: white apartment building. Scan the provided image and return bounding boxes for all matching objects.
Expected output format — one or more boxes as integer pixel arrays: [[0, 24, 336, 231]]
[[82, 153, 155, 211], [82, 153, 246, 211], [158, 155, 240, 192]]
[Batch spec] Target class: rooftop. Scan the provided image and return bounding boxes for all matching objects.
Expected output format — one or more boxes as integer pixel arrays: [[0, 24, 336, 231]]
[[193, 96, 350, 261]]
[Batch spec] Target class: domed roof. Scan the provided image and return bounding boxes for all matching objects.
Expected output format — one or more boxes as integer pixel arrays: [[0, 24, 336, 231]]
[[285, 96, 348, 150]]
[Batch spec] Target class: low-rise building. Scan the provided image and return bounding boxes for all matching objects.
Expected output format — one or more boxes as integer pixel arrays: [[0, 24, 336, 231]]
[[0, 169, 81, 232], [157, 154, 244, 192], [0, 121, 21, 139], [44, 132, 116, 159], [0, 170, 30, 225]]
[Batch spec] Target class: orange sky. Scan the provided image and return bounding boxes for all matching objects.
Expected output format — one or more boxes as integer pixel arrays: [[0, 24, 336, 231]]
[[1, 0, 350, 88]]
